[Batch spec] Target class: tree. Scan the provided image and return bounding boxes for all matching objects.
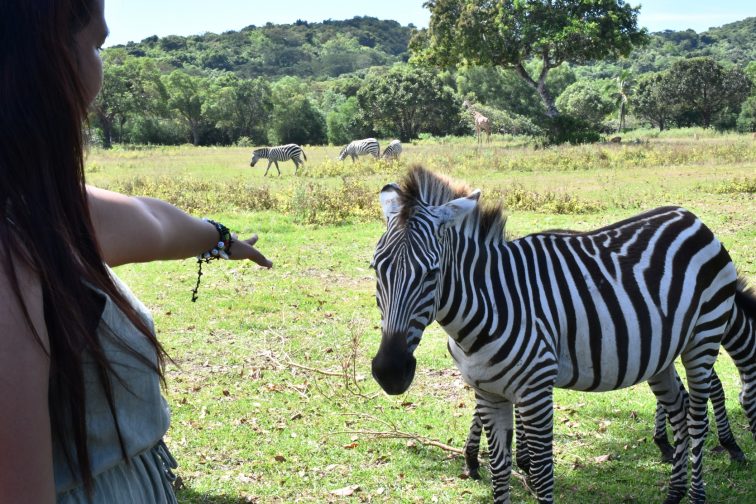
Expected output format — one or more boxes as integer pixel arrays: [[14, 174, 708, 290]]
[[665, 57, 752, 128], [326, 96, 371, 145], [357, 64, 460, 141], [413, 0, 648, 118], [93, 50, 166, 148], [269, 77, 327, 145], [633, 72, 676, 131], [163, 70, 207, 145], [555, 80, 615, 128], [206, 74, 273, 144]]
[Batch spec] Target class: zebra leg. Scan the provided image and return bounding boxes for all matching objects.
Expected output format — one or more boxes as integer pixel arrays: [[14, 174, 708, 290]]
[[517, 389, 555, 503], [682, 340, 722, 504], [514, 406, 531, 474], [648, 366, 689, 504], [477, 395, 514, 504], [293, 159, 300, 175], [653, 401, 674, 463], [653, 371, 686, 464], [264, 160, 272, 176], [463, 399, 483, 480], [274, 160, 281, 176], [709, 370, 746, 462]]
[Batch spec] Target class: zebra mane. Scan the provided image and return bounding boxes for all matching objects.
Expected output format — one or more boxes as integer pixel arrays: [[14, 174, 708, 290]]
[[253, 147, 270, 155], [397, 165, 507, 243]]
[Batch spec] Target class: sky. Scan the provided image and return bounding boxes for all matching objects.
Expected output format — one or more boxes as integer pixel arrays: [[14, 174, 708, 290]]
[[104, 0, 755, 47]]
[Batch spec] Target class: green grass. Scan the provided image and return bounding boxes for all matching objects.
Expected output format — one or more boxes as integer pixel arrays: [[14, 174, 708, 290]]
[[90, 133, 756, 503]]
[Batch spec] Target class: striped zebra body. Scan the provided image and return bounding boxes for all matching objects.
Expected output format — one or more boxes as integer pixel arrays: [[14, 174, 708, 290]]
[[250, 144, 307, 176], [370, 167, 737, 504], [338, 138, 379, 162], [464, 271, 756, 475], [382, 139, 402, 161]]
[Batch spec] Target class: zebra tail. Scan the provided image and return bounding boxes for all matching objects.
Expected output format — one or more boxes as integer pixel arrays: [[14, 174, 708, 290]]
[[302, 149, 307, 161], [735, 275, 756, 321]]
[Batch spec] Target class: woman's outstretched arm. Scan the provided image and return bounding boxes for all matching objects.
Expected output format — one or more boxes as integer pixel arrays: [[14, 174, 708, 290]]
[[87, 186, 272, 268]]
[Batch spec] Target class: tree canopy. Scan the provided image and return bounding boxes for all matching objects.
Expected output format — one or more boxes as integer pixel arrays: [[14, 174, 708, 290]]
[[412, 0, 649, 117]]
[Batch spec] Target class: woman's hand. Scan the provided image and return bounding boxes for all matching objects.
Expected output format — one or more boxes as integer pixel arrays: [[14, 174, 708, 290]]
[[230, 234, 272, 268]]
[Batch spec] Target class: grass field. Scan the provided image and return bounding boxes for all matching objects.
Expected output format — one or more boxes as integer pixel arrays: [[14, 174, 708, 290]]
[[88, 131, 755, 503]]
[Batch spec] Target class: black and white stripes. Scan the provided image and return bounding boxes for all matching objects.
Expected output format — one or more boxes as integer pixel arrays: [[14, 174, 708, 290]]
[[338, 138, 380, 162], [250, 144, 307, 176], [369, 166, 738, 504], [381, 139, 402, 161]]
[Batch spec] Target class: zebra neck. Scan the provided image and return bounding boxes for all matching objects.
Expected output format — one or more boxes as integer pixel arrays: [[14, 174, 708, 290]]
[[436, 234, 532, 353]]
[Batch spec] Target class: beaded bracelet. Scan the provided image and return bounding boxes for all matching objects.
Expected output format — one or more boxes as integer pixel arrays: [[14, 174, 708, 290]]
[[191, 219, 235, 302]]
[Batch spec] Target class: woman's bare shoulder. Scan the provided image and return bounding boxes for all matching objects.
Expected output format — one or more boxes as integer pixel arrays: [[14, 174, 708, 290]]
[[0, 237, 49, 354]]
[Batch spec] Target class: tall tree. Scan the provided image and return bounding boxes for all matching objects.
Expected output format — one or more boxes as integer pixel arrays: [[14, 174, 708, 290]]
[[633, 72, 676, 131], [413, 0, 648, 118], [357, 64, 460, 141], [93, 50, 166, 148], [163, 70, 206, 145], [665, 57, 752, 128]]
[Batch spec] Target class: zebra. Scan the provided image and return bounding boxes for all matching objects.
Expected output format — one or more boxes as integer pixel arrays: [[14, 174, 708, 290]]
[[382, 139, 402, 161], [250, 144, 307, 176], [338, 138, 379, 162], [370, 166, 738, 504], [461, 258, 756, 472], [463, 271, 756, 476]]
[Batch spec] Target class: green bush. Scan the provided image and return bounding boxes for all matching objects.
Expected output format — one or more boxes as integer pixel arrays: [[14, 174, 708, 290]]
[[544, 115, 601, 145]]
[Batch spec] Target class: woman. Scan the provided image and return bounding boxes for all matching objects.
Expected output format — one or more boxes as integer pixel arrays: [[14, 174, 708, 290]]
[[0, 1, 272, 502]]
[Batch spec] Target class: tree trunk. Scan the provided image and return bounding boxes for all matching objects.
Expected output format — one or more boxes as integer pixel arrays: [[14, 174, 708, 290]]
[[190, 121, 200, 145], [100, 116, 113, 149], [536, 82, 559, 118], [514, 63, 559, 118]]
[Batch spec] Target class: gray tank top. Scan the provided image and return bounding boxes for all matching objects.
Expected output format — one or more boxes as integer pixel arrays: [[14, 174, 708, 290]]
[[54, 270, 177, 503]]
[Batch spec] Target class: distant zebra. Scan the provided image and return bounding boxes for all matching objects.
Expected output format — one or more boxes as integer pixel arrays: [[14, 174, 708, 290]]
[[370, 166, 738, 504], [338, 138, 379, 162], [381, 139, 402, 161], [250, 144, 307, 176]]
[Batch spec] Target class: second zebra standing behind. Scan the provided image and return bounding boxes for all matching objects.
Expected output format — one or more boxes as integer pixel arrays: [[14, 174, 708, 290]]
[[338, 138, 379, 162], [250, 144, 307, 176], [382, 140, 402, 161]]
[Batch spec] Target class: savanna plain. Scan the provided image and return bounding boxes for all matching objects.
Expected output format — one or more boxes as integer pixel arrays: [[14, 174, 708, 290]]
[[87, 130, 756, 503]]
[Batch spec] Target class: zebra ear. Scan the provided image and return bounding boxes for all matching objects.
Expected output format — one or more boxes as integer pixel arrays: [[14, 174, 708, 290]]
[[379, 183, 402, 223], [434, 190, 480, 227]]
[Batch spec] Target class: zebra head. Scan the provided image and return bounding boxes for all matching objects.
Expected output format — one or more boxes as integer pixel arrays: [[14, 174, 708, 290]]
[[250, 148, 267, 167], [370, 182, 479, 395], [337, 145, 349, 161]]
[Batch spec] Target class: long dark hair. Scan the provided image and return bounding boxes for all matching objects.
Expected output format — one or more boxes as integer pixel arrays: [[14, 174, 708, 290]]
[[0, 0, 167, 494]]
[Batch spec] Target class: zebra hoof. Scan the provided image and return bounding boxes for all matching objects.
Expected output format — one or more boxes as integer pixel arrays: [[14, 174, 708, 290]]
[[718, 439, 747, 462], [654, 437, 674, 464], [662, 487, 687, 504], [465, 464, 481, 480], [515, 458, 531, 474]]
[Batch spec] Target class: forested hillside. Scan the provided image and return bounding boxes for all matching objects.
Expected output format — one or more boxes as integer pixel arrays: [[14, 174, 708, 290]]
[[115, 17, 413, 78], [96, 13, 756, 148]]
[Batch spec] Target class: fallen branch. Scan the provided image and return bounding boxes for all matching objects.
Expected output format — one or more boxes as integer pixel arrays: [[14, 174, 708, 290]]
[[337, 413, 534, 496]]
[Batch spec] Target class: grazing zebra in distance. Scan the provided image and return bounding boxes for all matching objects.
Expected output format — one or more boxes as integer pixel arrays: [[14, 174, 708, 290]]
[[370, 166, 738, 504], [250, 144, 307, 176], [338, 138, 379, 162], [382, 139, 402, 161]]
